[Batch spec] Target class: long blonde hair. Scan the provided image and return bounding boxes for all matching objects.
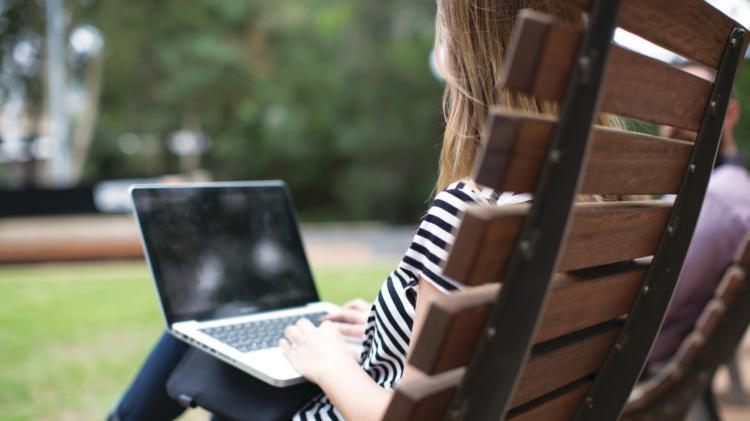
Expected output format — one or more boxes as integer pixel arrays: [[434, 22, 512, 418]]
[[434, 0, 583, 191]]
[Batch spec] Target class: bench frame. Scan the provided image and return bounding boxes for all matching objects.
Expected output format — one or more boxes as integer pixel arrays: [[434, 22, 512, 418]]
[[443, 1, 748, 420], [580, 25, 746, 421]]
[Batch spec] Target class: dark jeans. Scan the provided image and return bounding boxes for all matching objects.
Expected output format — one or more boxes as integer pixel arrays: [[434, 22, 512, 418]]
[[110, 332, 189, 421], [110, 332, 322, 420]]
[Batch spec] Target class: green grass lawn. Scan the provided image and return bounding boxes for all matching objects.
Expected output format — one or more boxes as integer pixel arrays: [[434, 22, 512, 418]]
[[0, 261, 392, 421]]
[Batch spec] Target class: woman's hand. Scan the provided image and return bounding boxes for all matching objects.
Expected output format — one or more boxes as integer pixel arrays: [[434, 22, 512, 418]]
[[320, 298, 371, 339], [280, 318, 359, 384]]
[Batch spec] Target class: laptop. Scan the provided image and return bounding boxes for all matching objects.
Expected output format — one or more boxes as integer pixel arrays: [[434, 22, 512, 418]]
[[130, 180, 346, 387]]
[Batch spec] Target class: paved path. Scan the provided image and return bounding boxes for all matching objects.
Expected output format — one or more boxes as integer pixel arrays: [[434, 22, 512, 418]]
[[301, 223, 414, 267]]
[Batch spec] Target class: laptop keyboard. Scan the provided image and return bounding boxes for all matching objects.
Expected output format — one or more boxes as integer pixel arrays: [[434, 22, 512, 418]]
[[199, 311, 327, 353]]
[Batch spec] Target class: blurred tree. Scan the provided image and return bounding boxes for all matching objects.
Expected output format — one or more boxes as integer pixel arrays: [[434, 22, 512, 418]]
[[0, 1, 45, 110], [10, 0, 750, 222], [79, 0, 443, 222], [0, 0, 45, 186]]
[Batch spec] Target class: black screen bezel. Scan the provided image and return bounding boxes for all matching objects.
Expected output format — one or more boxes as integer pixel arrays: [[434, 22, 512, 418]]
[[131, 181, 320, 326]]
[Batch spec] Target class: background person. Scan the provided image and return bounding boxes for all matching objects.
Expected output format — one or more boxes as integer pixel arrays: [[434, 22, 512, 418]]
[[649, 64, 750, 365]]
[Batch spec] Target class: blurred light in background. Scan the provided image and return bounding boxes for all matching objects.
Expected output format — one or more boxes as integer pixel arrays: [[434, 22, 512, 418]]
[[69, 25, 103, 59]]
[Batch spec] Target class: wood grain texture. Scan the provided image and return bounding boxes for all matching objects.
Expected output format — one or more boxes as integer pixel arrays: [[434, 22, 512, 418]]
[[409, 284, 498, 374], [410, 264, 645, 375], [444, 201, 671, 286], [502, 10, 578, 101], [474, 111, 693, 194], [382, 368, 464, 420], [443, 204, 524, 287], [561, 201, 670, 272], [561, 0, 743, 68], [503, 10, 713, 130], [602, 47, 710, 131], [510, 323, 620, 407], [507, 380, 591, 421], [534, 264, 645, 344]]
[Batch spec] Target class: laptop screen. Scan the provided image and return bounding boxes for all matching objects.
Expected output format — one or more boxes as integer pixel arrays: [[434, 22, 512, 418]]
[[132, 181, 319, 325]]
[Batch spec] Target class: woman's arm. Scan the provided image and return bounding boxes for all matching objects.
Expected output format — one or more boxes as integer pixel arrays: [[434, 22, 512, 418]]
[[281, 277, 443, 420], [281, 319, 392, 420]]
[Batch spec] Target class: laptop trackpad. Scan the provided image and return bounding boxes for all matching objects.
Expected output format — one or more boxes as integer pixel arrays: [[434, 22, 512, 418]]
[[248, 349, 303, 381]]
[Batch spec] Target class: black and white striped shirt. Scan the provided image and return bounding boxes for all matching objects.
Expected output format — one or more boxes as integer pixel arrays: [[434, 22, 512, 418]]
[[293, 181, 529, 420]]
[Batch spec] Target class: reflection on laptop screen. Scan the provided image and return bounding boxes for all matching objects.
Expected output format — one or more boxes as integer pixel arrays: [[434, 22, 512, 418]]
[[133, 182, 319, 324]]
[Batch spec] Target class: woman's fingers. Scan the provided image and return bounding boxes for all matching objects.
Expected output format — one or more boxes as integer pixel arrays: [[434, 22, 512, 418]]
[[321, 308, 368, 324], [284, 324, 303, 343], [296, 317, 315, 332], [319, 313, 341, 322], [333, 322, 365, 338], [320, 299, 371, 326], [343, 298, 370, 312], [279, 338, 293, 352]]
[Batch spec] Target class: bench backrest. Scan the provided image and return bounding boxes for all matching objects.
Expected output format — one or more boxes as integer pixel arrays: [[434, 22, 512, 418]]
[[621, 235, 750, 421], [384, 1, 747, 421]]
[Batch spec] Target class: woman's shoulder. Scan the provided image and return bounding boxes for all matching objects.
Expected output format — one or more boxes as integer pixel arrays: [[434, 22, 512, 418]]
[[399, 181, 495, 292], [431, 180, 530, 213], [433, 180, 494, 209]]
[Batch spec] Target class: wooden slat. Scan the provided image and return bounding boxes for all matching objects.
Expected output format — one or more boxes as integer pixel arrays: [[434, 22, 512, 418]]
[[621, 363, 685, 415], [502, 9, 578, 101], [444, 201, 670, 287], [693, 301, 727, 338], [409, 284, 497, 374], [503, 10, 713, 130], [735, 235, 750, 268], [562, 202, 669, 271], [670, 334, 704, 372], [534, 264, 645, 344], [561, 0, 743, 68], [601, 47, 710, 131], [511, 323, 620, 407], [404, 326, 619, 416], [444, 204, 523, 287], [716, 267, 748, 304], [382, 368, 464, 420], [0, 239, 144, 263], [474, 111, 692, 194], [410, 264, 645, 374], [507, 380, 591, 421]]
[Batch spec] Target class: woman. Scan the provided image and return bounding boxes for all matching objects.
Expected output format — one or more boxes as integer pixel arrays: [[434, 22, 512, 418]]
[[110, 1, 583, 420]]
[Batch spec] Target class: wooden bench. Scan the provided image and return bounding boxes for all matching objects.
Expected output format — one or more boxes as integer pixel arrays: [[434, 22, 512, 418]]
[[622, 235, 750, 421], [383, 1, 748, 420], [0, 214, 144, 264]]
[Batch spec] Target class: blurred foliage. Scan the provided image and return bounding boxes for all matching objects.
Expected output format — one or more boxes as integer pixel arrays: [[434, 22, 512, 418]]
[[5, 1, 750, 221], [77, 0, 443, 222], [0, 1, 45, 119]]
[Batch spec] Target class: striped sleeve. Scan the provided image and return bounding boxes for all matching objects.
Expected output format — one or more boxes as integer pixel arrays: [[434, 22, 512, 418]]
[[399, 183, 480, 293]]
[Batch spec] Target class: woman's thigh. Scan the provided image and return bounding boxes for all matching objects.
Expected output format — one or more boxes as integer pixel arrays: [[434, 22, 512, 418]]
[[167, 346, 322, 420]]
